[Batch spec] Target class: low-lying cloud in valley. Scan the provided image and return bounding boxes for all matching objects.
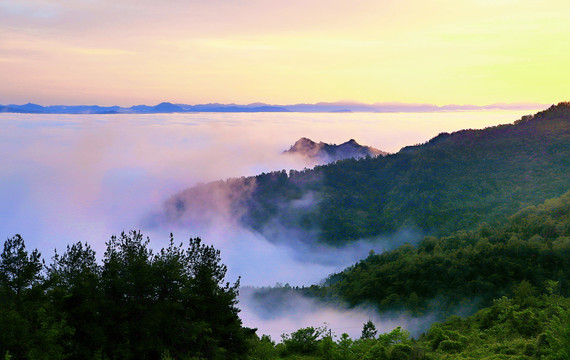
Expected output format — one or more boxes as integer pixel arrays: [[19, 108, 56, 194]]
[[239, 287, 446, 341]]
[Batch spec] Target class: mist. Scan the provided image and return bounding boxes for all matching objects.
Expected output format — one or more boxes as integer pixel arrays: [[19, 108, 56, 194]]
[[238, 287, 466, 341], [0, 110, 538, 337]]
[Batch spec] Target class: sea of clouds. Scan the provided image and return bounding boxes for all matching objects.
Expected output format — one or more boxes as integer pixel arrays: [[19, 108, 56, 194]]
[[0, 109, 536, 339]]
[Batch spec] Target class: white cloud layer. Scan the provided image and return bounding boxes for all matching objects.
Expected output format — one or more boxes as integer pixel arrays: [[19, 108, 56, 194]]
[[1, 110, 535, 265], [0, 110, 537, 336]]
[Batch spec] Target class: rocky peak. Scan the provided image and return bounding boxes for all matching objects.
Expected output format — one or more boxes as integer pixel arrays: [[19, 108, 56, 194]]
[[283, 138, 387, 164]]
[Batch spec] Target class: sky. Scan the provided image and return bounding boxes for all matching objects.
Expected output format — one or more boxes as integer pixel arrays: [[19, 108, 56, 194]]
[[1, 0, 569, 106]]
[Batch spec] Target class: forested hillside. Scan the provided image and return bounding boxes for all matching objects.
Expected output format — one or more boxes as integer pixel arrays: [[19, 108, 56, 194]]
[[246, 190, 570, 359], [166, 102, 570, 245], [296, 190, 570, 313]]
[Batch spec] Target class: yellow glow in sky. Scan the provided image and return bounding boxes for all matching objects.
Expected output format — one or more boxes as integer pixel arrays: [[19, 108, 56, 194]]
[[0, 0, 569, 106]]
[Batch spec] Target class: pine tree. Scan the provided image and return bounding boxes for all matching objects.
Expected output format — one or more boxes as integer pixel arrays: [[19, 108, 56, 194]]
[[361, 320, 378, 340]]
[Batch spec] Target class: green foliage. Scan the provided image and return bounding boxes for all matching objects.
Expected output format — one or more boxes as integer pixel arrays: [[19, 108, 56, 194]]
[[319, 335, 335, 360], [389, 343, 412, 360], [0, 232, 251, 360], [0, 235, 44, 359], [281, 326, 325, 355], [251, 324, 416, 360], [361, 320, 377, 339], [0, 234, 43, 308], [544, 308, 570, 360], [249, 335, 277, 360], [251, 290, 570, 359], [363, 342, 387, 360], [336, 333, 353, 359], [378, 327, 410, 346], [297, 190, 570, 314], [437, 340, 463, 353], [417, 292, 570, 359]]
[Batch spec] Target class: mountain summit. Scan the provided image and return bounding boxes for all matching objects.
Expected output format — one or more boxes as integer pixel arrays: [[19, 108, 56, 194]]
[[283, 138, 387, 164]]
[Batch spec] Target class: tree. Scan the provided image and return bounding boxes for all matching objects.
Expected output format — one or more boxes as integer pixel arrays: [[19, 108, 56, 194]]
[[361, 320, 378, 340], [0, 235, 43, 359], [184, 237, 248, 359], [47, 242, 102, 360], [100, 231, 158, 359], [0, 235, 42, 304], [98, 232, 250, 360], [337, 333, 354, 359], [249, 335, 277, 360], [282, 326, 325, 355]]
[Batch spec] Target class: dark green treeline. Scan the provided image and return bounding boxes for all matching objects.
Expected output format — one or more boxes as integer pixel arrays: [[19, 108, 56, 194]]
[[0, 231, 252, 360]]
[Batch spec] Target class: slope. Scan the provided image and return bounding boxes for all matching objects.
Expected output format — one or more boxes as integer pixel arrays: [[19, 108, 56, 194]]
[[241, 102, 570, 244], [302, 189, 570, 313], [164, 102, 570, 246]]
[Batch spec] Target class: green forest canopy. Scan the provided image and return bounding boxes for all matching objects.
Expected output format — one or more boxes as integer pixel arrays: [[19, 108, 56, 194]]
[[0, 232, 252, 360]]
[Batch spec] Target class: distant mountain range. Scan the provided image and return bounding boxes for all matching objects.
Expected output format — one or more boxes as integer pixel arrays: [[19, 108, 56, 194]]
[[0, 101, 548, 114], [0, 102, 290, 114], [283, 137, 387, 163]]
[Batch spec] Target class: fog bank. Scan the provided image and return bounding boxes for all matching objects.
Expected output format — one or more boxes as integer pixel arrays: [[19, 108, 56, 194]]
[[239, 287, 441, 341]]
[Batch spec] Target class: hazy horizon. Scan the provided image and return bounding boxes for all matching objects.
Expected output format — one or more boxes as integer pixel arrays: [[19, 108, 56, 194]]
[[0, 99, 550, 110]]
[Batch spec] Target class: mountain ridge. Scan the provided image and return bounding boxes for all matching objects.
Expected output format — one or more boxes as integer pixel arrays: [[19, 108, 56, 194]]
[[161, 102, 570, 245], [283, 137, 388, 163], [0, 101, 547, 114]]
